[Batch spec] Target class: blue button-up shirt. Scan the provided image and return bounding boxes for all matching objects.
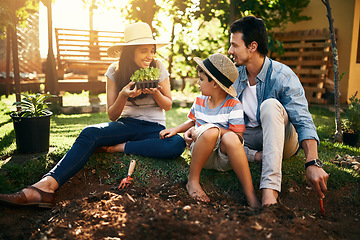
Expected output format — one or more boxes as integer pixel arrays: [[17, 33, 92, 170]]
[[233, 56, 319, 144]]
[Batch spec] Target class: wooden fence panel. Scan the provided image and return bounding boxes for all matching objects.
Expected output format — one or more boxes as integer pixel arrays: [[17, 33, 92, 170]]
[[270, 29, 335, 104]]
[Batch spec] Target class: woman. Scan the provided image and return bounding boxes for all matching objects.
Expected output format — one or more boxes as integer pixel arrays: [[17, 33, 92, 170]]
[[0, 22, 186, 208]]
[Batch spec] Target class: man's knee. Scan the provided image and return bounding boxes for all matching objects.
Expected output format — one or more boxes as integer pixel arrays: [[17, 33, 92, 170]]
[[260, 99, 282, 115], [260, 98, 287, 123]]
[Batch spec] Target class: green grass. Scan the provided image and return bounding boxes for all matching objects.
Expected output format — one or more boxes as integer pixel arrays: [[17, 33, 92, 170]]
[[0, 93, 359, 205]]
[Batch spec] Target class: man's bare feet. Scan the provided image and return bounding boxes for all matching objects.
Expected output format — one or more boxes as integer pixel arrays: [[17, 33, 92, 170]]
[[254, 151, 263, 163], [186, 181, 210, 202], [262, 188, 278, 206]]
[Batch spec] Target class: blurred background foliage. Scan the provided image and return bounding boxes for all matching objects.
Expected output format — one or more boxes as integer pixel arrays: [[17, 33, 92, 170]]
[[81, 0, 311, 79], [1, 0, 311, 79]]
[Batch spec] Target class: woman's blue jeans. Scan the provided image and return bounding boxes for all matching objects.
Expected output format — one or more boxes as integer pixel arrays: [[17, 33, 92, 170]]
[[44, 118, 186, 188]]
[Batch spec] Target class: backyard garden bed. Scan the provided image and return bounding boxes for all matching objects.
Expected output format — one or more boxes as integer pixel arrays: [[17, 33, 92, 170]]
[[0, 154, 359, 240], [0, 93, 359, 239]]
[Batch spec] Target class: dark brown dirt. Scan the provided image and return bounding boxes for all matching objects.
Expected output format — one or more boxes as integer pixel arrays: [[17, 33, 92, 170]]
[[0, 168, 359, 240]]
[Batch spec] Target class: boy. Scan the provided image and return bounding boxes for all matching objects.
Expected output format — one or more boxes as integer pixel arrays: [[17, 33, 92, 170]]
[[160, 53, 260, 208]]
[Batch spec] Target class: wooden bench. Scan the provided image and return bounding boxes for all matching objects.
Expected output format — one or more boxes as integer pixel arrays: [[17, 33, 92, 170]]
[[55, 28, 124, 93], [270, 29, 335, 104]]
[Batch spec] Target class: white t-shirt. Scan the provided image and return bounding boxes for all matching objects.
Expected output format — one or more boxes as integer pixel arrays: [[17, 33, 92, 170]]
[[105, 58, 169, 126], [242, 81, 259, 127]]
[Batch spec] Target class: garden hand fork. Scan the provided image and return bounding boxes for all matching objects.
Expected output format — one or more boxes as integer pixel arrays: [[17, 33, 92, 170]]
[[118, 160, 136, 189]]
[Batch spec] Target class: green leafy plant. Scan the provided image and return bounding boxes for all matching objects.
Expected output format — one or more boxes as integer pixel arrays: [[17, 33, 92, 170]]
[[12, 93, 57, 117], [130, 67, 160, 82], [342, 91, 360, 133]]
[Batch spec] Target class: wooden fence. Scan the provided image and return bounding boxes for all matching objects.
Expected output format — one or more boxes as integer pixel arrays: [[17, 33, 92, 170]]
[[270, 29, 334, 104]]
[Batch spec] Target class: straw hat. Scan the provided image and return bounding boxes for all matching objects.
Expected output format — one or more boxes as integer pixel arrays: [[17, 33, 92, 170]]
[[194, 53, 239, 97], [107, 22, 170, 58]]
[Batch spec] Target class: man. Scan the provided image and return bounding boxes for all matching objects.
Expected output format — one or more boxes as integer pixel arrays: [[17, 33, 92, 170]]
[[227, 16, 329, 205]]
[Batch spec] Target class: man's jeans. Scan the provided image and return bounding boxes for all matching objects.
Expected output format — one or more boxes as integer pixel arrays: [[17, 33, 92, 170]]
[[44, 118, 185, 188], [243, 99, 299, 192]]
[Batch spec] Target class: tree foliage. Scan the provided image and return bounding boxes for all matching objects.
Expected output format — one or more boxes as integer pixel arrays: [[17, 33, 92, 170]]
[[116, 0, 312, 79], [0, 0, 39, 39]]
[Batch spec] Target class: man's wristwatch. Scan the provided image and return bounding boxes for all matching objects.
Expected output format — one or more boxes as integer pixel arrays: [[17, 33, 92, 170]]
[[304, 159, 323, 170]]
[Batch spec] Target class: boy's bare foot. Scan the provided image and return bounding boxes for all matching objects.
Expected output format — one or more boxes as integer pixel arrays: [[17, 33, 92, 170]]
[[186, 181, 210, 202], [247, 197, 261, 208], [262, 188, 278, 206]]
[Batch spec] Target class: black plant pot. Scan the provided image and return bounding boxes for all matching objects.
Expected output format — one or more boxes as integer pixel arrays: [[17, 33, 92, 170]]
[[135, 80, 159, 89], [11, 112, 52, 154], [343, 132, 359, 147]]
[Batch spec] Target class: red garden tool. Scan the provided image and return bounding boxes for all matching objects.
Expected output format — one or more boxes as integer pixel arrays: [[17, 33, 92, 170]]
[[118, 160, 136, 189], [319, 198, 326, 216]]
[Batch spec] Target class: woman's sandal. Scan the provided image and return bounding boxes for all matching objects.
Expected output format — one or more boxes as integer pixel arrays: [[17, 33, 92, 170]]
[[0, 186, 55, 208]]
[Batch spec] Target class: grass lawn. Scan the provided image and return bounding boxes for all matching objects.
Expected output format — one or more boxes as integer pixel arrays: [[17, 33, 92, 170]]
[[0, 92, 359, 205]]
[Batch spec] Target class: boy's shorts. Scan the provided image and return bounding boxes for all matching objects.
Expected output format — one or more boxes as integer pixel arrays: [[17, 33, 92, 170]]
[[190, 123, 244, 172]]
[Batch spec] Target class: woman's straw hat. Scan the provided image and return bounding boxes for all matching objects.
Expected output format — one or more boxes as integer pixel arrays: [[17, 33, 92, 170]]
[[194, 53, 239, 97], [107, 22, 170, 58]]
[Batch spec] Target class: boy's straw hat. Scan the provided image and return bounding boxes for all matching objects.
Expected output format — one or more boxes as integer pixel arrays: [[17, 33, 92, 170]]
[[194, 53, 239, 97], [107, 22, 170, 58]]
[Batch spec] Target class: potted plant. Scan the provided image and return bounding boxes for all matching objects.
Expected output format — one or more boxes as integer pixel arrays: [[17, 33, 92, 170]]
[[342, 91, 360, 147], [130, 67, 160, 89], [10, 93, 57, 154]]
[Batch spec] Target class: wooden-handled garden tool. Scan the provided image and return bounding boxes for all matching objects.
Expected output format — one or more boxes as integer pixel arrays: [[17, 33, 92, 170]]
[[118, 160, 136, 189]]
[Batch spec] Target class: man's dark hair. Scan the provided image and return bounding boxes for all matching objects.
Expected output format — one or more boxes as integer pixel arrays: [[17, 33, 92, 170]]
[[230, 16, 268, 56]]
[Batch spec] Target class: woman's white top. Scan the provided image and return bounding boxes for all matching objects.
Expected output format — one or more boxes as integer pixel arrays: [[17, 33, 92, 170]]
[[105, 58, 169, 126]]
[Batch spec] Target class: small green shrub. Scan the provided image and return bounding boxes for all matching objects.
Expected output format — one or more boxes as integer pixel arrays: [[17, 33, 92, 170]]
[[342, 91, 360, 133]]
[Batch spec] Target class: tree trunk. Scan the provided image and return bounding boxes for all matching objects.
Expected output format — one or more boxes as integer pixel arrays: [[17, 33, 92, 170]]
[[144, 0, 156, 28], [9, 1, 21, 105], [5, 26, 11, 97], [44, 0, 59, 95], [168, 21, 175, 89], [322, 0, 342, 143]]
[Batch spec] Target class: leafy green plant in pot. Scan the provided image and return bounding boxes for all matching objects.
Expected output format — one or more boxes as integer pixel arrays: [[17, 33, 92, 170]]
[[10, 93, 57, 154], [342, 91, 360, 147], [130, 67, 160, 89]]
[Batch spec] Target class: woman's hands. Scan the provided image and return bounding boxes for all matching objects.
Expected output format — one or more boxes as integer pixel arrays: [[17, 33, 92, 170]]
[[121, 82, 162, 98], [107, 76, 172, 121], [120, 82, 142, 98], [142, 85, 162, 95]]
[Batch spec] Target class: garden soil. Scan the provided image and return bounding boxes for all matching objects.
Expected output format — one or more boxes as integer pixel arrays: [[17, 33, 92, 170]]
[[0, 166, 359, 239]]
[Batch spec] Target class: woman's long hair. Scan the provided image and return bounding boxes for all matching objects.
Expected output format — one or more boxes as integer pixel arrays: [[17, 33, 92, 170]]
[[114, 45, 157, 93]]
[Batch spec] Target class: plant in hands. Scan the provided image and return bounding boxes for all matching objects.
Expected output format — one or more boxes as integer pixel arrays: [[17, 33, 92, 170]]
[[130, 67, 161, 89], [130, 67, 160, 82]]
